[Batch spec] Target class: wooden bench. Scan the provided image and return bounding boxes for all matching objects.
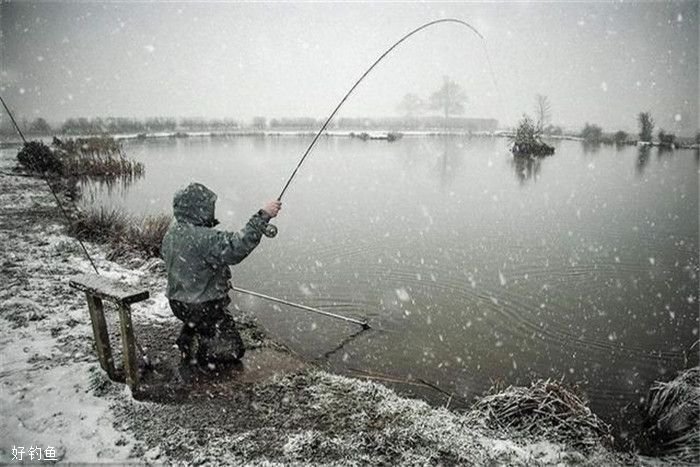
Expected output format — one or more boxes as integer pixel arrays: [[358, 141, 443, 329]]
[[69, 273, 149, 391]]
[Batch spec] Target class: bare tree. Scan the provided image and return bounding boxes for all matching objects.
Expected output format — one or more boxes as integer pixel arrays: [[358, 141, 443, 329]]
[[534, 94, 551, 131], [29, 117, 52, 135], [397, 93, 426, 117], [429, 76, 468, 127], [252, 116, 267, 130]]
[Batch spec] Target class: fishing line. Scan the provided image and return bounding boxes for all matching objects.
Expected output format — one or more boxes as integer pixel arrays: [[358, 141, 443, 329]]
[[0, 94, 100, 275]]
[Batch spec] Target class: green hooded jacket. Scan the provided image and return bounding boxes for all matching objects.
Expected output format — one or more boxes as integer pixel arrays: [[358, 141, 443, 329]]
[[161, 182, 270, 304]]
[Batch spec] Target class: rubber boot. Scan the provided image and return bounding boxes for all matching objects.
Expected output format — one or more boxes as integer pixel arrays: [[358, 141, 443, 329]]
[[176, 326, 197, 365], [216, 317, 246, 361]]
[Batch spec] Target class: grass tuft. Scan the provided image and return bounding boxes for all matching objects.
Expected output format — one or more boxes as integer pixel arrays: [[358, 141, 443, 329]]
[[69, 207, 129, 243], [123, 214, 172, 258], [466, 378, 614, 450], [642, 366, 699, 463], [70, 207, 171, 258]]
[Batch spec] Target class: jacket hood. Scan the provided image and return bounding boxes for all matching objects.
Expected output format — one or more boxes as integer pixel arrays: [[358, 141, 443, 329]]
[[173, 182, 219, 226]]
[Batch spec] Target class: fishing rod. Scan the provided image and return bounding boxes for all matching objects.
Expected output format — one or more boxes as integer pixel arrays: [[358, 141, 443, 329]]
[[262, 18, 492, 238], [0, 95, 27, 143], [232, 285, 370, 329]]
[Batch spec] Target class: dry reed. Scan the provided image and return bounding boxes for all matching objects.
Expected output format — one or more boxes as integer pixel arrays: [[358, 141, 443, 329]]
[[53, 136, 144, 178], [466, 378, 614, 450], [70, 207, 171, 258], [643, 366, 699, 463]]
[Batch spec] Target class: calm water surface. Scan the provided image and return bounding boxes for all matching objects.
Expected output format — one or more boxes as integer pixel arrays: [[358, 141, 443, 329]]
[[83, 136, 699, 433]]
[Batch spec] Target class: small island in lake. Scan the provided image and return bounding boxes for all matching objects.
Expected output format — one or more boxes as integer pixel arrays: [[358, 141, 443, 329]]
[[511, 114, 555, 157]]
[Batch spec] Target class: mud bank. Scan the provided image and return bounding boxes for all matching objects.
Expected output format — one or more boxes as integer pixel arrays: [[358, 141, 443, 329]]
[[0, 148, 668, 465]]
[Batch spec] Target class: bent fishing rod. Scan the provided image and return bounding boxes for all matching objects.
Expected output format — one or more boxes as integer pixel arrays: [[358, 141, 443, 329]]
[[261, 18, 492, 239], [240, 18, 493, 331]]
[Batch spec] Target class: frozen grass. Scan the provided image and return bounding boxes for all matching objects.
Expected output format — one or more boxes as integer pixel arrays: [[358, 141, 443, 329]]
[[69, 207, 129, 242], [111, 369, 634, 465], [466, 378, 614, 450], [642, 366, 699, 464], [69, 207, 171, 259], [118, 213, 171, 259]]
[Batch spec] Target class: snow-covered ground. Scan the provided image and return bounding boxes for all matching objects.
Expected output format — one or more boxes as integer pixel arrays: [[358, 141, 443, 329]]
[[0, 150, 644, 465], [0, 158, 150, 462]]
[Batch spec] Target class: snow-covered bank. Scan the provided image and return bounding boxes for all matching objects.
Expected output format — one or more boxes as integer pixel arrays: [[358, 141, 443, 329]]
[[0, 157, 147, 462], [0, 148, 669, 465]]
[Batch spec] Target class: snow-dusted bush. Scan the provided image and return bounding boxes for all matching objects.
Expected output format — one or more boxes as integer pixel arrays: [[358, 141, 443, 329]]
[[17, 141, 64, 173], [511, 114, 555, 157]]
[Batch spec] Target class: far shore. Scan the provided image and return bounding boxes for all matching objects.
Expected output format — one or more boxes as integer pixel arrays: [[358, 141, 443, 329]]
[[3, 129, 699, 150]]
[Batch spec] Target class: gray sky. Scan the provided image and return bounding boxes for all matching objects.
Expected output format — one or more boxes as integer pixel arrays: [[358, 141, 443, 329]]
[[1, 1, 697, 135]]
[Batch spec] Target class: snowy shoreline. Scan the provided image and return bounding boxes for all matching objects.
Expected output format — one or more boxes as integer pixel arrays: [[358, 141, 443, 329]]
[[0, 148, 673, 465]]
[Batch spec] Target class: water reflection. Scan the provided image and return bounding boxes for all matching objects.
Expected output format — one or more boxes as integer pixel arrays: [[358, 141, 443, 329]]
[[436, 136, 463, 187], [510, 155, 543, 184], [582, 141, 602, 155], [656, 145, 674, 158], [636, 145, 651, 174], [77, 171, 143, 204], [252, 134, 268, 150]]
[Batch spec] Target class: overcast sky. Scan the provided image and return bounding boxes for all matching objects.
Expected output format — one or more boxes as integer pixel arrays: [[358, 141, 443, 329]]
[[1, 1, 697, 134]]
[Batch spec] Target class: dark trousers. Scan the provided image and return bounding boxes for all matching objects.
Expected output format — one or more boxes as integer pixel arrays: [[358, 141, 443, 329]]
[[169, 298, 245, 364]]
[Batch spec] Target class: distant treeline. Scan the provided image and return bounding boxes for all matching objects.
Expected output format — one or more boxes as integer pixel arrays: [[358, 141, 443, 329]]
[[577, 113, 700, 148], [334, 116, 499, 132], [263, 116, 498, 132], [0, 116, 241, 136], [1, 115, 499, 136]]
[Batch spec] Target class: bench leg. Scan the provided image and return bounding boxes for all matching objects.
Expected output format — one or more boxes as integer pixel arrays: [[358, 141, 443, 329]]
[[85, 293, 115, 380], [118, 304, 139, 391]]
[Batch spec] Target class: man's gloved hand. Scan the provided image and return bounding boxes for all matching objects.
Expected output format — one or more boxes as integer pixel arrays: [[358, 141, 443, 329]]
[[262, 199, 282, 219]]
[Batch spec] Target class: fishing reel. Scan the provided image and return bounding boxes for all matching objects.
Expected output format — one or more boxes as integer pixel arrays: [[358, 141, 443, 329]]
[[263, 223, 278, 238]]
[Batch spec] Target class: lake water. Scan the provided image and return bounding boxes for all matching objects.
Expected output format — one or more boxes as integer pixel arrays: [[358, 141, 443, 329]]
[[82, 135, 698, 436]]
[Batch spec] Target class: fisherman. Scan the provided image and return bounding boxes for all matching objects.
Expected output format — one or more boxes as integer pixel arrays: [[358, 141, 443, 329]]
[[161, 182, 281, 370]]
